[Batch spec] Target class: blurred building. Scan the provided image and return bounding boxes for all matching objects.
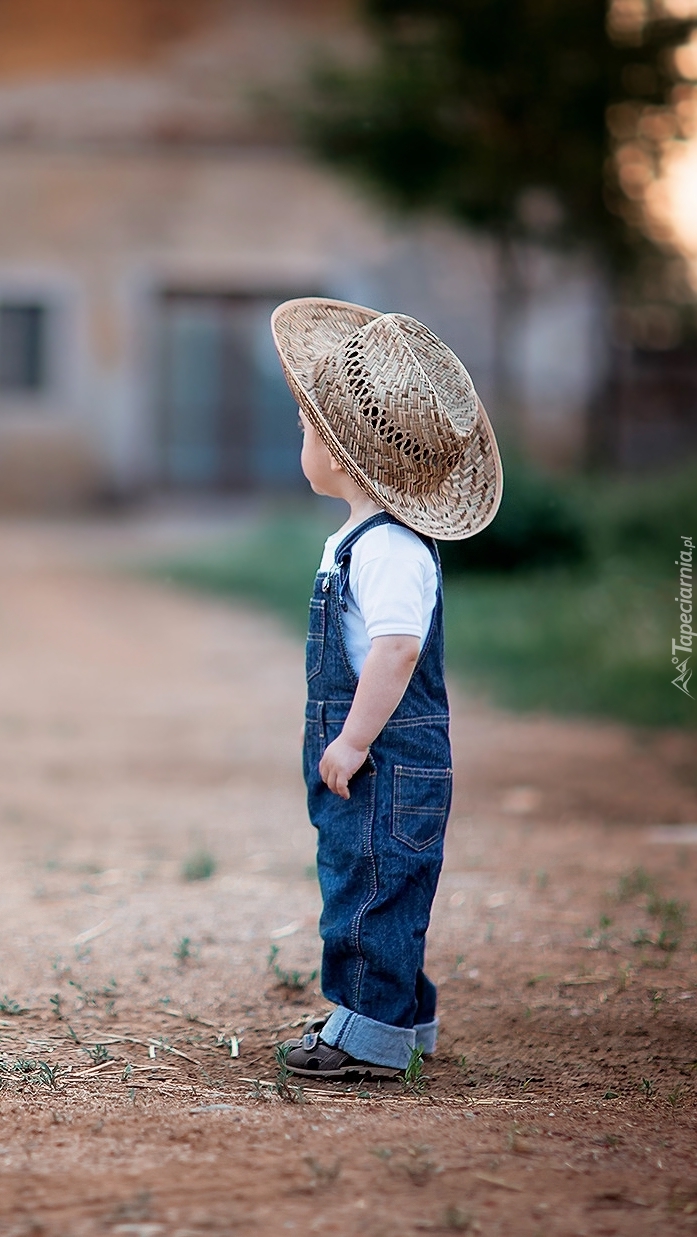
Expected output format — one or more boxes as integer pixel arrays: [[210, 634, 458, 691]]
[[0, 0, 690, 510]]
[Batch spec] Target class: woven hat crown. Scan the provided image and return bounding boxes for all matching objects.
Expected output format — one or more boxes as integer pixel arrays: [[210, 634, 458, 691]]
[[313, 313, 479, 496]]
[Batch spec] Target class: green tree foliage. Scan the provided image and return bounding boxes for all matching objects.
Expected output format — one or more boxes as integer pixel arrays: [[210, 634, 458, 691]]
[[298, 0, 697, 330]]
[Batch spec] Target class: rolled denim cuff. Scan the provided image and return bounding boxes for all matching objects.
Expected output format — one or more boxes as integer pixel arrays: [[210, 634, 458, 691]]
[[414, 1017, 439, 1056], [321, 1006, 416, 1070]]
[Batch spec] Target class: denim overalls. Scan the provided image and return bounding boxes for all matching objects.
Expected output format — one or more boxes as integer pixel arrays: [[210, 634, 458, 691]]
[[303, 511, 452, 1069]]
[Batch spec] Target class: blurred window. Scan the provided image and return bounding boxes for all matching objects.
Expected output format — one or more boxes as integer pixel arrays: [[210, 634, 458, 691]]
[[158, 292, 304, 489], [0, 304, 47, 393]]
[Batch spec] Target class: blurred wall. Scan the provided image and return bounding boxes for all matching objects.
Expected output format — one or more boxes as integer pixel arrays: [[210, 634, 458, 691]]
[[0, 0, 606, 509]]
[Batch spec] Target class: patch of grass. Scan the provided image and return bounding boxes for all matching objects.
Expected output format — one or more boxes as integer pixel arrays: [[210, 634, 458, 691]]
[[181, 849, 217, 882], [153, 509, 332, 637], [267, 944, 317, 992], [152, 464, 697, 729], [443, 563, 694, 728]]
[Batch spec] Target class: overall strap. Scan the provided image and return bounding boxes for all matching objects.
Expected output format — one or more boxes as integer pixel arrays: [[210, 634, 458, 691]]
[[333, 512, 440, 612]]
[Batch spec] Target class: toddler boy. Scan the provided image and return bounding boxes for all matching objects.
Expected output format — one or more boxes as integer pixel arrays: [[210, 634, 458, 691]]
[[271, 298, 501, 1077]]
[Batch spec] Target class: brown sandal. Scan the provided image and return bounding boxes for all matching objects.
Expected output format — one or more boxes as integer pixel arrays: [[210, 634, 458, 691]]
[[283, 1032, 402, 1080]]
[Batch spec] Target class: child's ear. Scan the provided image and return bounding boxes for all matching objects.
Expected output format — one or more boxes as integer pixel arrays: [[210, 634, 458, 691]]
[[329, 455, 344, 474]]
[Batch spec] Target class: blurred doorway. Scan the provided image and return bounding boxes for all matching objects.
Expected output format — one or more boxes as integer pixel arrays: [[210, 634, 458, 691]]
[[158, 292, 301, 490]]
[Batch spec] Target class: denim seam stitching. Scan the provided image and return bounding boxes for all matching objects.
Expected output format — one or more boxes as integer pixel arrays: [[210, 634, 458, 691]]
[[334, 1010, 356, 1052], [392, 766, 453, 852], [306, 598, 326, 681], [347, 762, 378, 1012], [329, 571, 360, 689]]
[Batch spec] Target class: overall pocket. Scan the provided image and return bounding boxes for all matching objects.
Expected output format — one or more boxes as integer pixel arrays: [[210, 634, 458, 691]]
[[306, 598, 326, 680], [391, 766, 452, 852]]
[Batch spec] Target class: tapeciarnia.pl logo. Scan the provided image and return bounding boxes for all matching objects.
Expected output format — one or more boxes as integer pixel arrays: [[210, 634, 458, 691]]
[[672, 535, 694, 698]]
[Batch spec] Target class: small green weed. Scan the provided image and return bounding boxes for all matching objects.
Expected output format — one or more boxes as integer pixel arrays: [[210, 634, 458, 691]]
[[67, 979, 96, 1007], [656, 929, 680, 953], [0, 996, 27, 1016], [648, 895, 687, 930], [38, 1061, 60, 1088], [86, 1044, 113, 1065], [273, 1043, 304, 1103], [403, 1046, 428, 1094], [49, 993, 62, 1018], [181, 849, 217, 882], [249, 1077, 273, 1102], [174, 937, 193, 963], [603, 1087, 619, 1100], [640, 1077, 655, 1098], [617, 867, 655, 902], [650, 989, 664, 1014], [267, 944, 317, 992], [667, 1085, 684, 1110]]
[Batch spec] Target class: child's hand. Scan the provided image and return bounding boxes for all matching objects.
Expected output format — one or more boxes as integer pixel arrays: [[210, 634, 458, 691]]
[[319, 735, 369, 800]]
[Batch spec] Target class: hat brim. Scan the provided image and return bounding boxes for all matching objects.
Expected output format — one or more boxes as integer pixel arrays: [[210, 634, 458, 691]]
[[271, 296, 503, 541]]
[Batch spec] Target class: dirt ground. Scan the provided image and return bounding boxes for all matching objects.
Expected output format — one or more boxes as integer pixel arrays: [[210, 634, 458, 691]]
[[0, 514, 696, 1237]]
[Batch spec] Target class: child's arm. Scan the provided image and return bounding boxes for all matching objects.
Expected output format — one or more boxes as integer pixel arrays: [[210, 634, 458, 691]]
[[318, 634, 420, 799]]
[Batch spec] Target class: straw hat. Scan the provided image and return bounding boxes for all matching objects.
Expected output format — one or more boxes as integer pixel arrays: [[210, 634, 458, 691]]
[[271, 296, 502, 540]]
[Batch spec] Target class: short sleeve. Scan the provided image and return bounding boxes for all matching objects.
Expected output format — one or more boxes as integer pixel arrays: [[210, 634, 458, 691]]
[[350, 526, 434, 641]]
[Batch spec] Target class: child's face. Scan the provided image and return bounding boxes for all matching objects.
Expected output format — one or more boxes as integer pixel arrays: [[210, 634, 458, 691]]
[[299, 409, 344, 497]]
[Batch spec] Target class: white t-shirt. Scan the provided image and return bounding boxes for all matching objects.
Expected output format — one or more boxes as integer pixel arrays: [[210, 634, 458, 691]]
[[319, 519, 438, 677]]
